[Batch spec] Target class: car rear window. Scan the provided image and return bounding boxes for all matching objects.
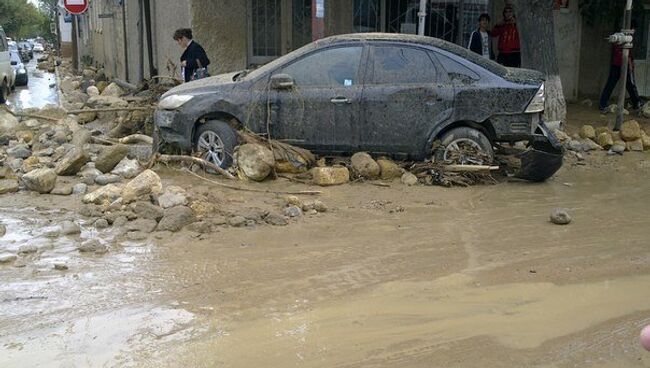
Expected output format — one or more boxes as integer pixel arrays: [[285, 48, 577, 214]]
[[368, 46, 440, 85], [433, 51, 480, 85]]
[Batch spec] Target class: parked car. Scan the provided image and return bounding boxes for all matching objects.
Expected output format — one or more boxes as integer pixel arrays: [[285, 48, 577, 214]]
[[0, 27, 15, 103], [18, 41, 33, 60], [33, 42, 44, 53], [154, 33, 563, 181], [10, 50, 27, 86]]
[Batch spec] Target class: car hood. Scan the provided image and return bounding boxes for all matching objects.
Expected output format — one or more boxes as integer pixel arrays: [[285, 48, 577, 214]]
[[502, 67, 545, 85], [162, 71, 241, 98]]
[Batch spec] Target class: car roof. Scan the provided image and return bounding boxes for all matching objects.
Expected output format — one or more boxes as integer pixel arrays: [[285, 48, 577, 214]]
[[322, 33, 509, 77]]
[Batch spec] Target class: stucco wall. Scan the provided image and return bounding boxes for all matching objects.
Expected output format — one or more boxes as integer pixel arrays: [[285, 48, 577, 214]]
[[151, 1, 192, 80], [190, 0, 248, 74], [553, 2, 581, 102]]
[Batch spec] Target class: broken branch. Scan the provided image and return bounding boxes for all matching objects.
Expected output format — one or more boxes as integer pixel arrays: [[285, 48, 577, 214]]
[[155, 154, 237, 180], [66, 107, 153, 114], [443, 165, 500, 173], [186, 169, 321, 196], [119, 134, 154, 145]]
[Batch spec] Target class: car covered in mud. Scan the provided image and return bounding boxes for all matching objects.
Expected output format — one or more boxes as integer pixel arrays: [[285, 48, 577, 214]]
[[155, 33, 563, 181]]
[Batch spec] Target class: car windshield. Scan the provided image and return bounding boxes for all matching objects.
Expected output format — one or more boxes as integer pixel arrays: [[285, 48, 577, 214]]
[[10, 51, 21, 64]]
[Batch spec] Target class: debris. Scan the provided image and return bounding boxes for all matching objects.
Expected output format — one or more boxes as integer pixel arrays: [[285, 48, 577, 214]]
[[550, 208, 572, 225], [579, 125, 596, 140], [597, 132, 614, 149], [18, 244, 38, 254], [620, 120, 642, 141], [111, 157, 142, 179], [118, 134, 153, 145], [284, 205, 303, 218], [95, 145, 129, 173], [72, 183, 88, 195], [377, 158, 404, 180], [627, 138, 644, 152], [157, 206, 195, 232], [228, 216, 247, 227], [401, 172, 419, 186], [0, 179, 20, 194], [94, 218, 110, 229], [61, 221, 81, 235], [82, 184, 123, 205], [265, 213, 288, 226], [7, 144, 32, 159], [95, 174, 122, 186], [55, 147, 90, 176], [54, 263, 69, 271], [157, 186, 189, 209], [133, 201, 164, 221], [50, 183, 73, 196], [22, 168, 57, 193], [125, 218, 158, 233], [101, 82, 125, 97], [351, 152, 381, 179], [122, 169, 163, 203], [0, 253, 17, 263], [152, 154, 236, 180], [234, 143, 276, 182]]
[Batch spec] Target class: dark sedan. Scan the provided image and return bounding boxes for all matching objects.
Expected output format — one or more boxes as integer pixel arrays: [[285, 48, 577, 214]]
[[155, 33, 563, 181]]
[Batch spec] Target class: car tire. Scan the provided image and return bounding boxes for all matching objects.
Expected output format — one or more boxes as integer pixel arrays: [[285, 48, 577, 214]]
[[0, 81, 8, 104], [194, 120, 238, 169], [434, 127, 494, 165]]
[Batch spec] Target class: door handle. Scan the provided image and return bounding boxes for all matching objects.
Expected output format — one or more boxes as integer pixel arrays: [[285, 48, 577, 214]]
[[331, 97, 351, 104]]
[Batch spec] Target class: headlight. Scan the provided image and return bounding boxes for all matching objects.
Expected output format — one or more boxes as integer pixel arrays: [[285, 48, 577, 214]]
[[525, 83, 545, 113], [159, 94, 194, 110], [18, 68, 26, 74]]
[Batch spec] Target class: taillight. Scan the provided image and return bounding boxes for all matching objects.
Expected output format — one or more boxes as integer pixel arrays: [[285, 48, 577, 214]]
[[525, 83, 545, 113]]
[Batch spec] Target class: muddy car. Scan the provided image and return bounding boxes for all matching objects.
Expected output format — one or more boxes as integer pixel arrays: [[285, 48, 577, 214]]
[[155, 33, 563, 181]]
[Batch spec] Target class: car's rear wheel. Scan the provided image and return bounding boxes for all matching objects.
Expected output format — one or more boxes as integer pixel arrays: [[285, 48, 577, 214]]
[[434, 127, 494, 165], [0, 80, 8, 104], [194, 120, 238, 169]]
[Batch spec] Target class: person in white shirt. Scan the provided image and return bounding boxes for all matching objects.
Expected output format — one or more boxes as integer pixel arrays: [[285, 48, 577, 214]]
[[468, 13, 494, 60]]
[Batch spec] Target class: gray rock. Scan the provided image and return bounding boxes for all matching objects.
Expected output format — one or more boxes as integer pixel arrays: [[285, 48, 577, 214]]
[[82, 184, 122, 205], [54, 263, 69, 271], [77, 239, 108, 254], [18, 244, 38, 254], [157, 206, 195, 232], [8, 159, 23, 172], [52, 130, 68, 145], [95, 145, 129, 173], [283, 205, 302, 218], [0, 110, 19, 134], [0, 253, 17, 263], [351, 152, 381, 179], [157, 186, 189, 209], [302, 200, 328, 213], [186, 221, 212, 233], [122, 170, 162, 203], [133, 201, 164, 221], [125, 218, 158, 233], [7, 144, 32, 159], [127, 231, 148, 241], [22, 168, 57, 193], [228, 216, 247, 227], [0, 223, 5, 237], [113, 216, 128, 227], [0, 179, 19, 195], [61, 221, 81, 235], [101, 82, 125, 97], [94, 218, 110, 229], [50, 183, 73, 196], [611, 143, 626, 154], [550, 208, 572, 225], [95, 174, 122, 186], [111, 157, 141, 179], [72, 183, 88, 195], [71, 128, 92, 147], [78, 163, 103, 185], [55, 147, 90, 176], [234, 144, 275, 181], [401, 172, 418, 186], [265, 213, 288, 226], [34, 148, 55, 157]]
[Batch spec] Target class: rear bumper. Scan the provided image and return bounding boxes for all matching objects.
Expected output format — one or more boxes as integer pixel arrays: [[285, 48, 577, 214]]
[[514, 121, 564, 182]]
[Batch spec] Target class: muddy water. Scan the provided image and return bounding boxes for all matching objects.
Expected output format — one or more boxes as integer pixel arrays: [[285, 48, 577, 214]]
[[7, 53, 59, 110], [1, 155, 650, 367]]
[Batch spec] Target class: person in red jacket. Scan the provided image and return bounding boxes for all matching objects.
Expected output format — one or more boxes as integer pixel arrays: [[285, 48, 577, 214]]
[[599, 20, 642, 112], [491, 5, 521, 67]]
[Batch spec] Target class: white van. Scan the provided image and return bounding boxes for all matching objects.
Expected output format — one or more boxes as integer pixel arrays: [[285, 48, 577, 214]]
[[0, 26, 15, 104]]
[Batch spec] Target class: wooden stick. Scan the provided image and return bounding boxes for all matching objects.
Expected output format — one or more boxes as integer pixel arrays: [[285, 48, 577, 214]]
[[186, 169, 321, 196], [119, 134, 153, 145], [443, 165, 500, 172], [66, 106, 153, 114], [156, 154, 237, 180], [91, 136, 119, 145], [2, 107, 61, 122]]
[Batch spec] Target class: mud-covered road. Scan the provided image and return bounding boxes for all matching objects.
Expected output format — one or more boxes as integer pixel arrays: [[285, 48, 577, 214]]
[[1, 147, 650, 367]]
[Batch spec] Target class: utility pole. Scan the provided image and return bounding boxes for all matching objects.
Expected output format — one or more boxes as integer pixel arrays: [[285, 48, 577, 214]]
[[609, 0, 634, 131], [71, 15, 78, 72], [418, 0, 427, 36]]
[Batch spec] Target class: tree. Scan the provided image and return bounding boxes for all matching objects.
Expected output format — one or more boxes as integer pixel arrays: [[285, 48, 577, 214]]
[[0, 0, 52, 39], [513, 0, 566, 122], [579, 0, 643, 27]]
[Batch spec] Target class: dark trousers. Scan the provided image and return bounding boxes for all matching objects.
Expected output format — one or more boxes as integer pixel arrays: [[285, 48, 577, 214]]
[[497, 52, 521, 68], [599, 65, 642, 110]]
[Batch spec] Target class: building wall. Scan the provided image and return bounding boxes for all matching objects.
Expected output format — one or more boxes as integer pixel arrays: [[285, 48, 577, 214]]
[[553, 1, 581, 102], [150, 1, 192, 80], [326, 0, 354, 36], [578, 21, 618, 100], [190, 0, 248, 75]]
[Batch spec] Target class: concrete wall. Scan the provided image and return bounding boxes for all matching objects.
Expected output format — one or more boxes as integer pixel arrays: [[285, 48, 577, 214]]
[[151, 1, 192, 80], [553, 1, 581, 101], [190, 0, 248, 75]]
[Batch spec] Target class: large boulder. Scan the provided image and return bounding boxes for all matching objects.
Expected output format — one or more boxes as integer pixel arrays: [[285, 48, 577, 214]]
[[55, 147, 90, 176], [95, 145, 129, 173], [157, 206, 195, 232], [7, 144, 32, 159], [22, 168, 57, 193], [122, 169, 163, 203], [377, 158, 404, 180], [351, 152, 381, 179], [620, 120, 642, 141], [234, 144, 275, 182], [579, 125, 596, 140], [157, 186, 189, 209], [82, 184, 123, 205], [101, 82, 125, 97], [597, 132, 614, 149], [111, 157, 141, 179], [311, 166, 350, 186], [0, 111, 19, 134]]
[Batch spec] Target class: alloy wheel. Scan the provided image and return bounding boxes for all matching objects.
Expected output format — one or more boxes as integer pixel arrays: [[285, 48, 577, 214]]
[[197, 130, 226, 167]]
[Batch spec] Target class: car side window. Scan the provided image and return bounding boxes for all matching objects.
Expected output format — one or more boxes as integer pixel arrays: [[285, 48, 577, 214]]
[[369, 46, 440, 84], [279, 46, 363, 88], [433, 52, 480, 85]]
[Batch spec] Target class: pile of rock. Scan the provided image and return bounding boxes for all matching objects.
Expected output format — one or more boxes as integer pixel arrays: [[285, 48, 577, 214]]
[[556, 120, 650, 154]]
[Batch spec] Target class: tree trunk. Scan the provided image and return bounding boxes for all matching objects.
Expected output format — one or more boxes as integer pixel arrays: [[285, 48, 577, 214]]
[[513, 0, 566, 122]]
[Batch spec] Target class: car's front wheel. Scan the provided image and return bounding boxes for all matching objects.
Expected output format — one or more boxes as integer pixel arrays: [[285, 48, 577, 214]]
[[434, 127, 494, 165], [194, 120, 238, 169]]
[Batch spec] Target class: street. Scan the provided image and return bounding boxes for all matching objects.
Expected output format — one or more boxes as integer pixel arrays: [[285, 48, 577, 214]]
[[6, 53, 59, 110]]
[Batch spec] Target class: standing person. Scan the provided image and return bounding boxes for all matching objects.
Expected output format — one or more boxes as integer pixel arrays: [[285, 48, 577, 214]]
[[173, 28, 210, 83], [599, 21, 642, 113], [468, 13, 493, 60], [491, 5, 521, 67]]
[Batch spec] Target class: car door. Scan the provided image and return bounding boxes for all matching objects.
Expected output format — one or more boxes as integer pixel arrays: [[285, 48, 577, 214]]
[[0, 29, 11, 86], [270, 45, 365, 152], [360, 44, 454, 156]]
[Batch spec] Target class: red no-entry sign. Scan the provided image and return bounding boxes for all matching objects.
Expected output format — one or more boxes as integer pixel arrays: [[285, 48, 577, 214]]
[[64, 0, 89, 15]]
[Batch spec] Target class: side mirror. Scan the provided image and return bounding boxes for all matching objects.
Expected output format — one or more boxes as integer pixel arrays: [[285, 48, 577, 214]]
[[270, 73, 294, 90], [10, 61, 17, 65]]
